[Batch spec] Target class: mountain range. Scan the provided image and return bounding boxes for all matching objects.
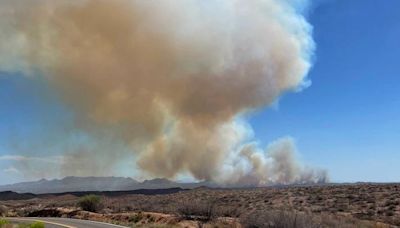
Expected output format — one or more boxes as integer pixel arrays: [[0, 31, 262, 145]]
[[0, 176, 214, 194]]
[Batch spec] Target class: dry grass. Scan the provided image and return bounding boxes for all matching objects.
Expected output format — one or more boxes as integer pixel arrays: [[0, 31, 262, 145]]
[[0, 205, 8, 216], [240, 210, 388, 228], [176, 199, 217, 221]]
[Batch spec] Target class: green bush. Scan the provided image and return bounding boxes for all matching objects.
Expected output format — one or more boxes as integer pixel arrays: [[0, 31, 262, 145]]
[[0, 219, 9, 227], [78, 194, 102, 212], [30, 222, 45, 228], [18, 222, 45, 228]]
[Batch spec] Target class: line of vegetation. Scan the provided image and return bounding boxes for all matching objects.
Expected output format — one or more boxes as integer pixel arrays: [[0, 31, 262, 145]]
[[0, 219, 44, 228], [18, 222, 45, 228]]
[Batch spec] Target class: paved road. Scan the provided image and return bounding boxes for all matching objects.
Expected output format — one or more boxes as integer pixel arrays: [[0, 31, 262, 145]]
[[5, 217, 129, 228]]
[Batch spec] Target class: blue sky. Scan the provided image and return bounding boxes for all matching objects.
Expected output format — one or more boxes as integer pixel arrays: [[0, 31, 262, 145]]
[[1, 0, 400, 184], [251, 0, 400, 182]]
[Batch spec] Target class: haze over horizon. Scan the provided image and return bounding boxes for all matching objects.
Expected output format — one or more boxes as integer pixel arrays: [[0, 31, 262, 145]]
[[1, 0, 399, 185]]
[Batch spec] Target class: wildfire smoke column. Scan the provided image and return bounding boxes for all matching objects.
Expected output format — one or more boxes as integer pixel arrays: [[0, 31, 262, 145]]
[[0, 0, 327, 184]]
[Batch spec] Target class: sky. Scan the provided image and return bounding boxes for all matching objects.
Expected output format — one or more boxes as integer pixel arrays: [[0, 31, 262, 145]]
[[251, 0, 400, 182], [0, 0, 399, 184]]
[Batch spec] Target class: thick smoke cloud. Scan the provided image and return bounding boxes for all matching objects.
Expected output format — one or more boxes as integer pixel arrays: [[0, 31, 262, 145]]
[[0, 0, 327, 184]]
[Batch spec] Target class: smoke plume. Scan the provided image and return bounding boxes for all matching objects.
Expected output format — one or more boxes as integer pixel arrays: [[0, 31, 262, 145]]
[[0, 0, 327, 184]]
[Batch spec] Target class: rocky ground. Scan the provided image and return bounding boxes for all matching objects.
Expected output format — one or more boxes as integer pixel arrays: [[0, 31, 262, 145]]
[[1, 183, 399, 227]]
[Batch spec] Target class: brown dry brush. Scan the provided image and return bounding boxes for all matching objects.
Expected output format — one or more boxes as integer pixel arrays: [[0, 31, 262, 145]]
[[0, 205, 8, 216], [240, 210, 320, 228], [239, 210, 385, 228], [176, 199, 217, 221]]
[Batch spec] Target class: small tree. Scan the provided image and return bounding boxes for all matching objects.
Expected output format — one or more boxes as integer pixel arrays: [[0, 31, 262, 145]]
[[77, 194, 102, 212]]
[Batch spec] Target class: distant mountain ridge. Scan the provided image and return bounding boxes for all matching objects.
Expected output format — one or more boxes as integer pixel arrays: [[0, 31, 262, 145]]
[[0, 176, 212, 194], [0, 188, 188, 201], [0, 191, 36, 200]]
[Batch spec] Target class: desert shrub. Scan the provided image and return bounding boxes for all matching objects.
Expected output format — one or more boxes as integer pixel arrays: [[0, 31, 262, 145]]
[[240, 210, 381, 228], [77, 194, 102, 212], [27, 208, 62, 217], [147, 214, 155, 223], [0, 205, 7, 216], [177, 199, 216, 221], [240, 210, 320, 228], [129, 212, 143, 223], [385, 210, 394, 216], [216, 205, 242, 218]]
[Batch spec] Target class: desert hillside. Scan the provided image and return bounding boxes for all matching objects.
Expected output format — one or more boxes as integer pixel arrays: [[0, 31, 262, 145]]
[[1, 184, 399, 227]]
